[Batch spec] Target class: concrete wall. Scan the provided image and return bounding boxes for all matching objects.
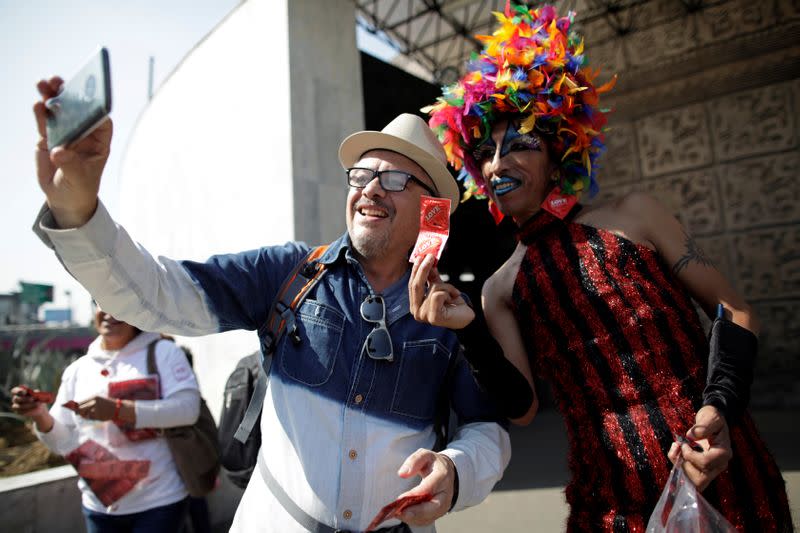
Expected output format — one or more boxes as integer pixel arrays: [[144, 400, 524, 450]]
[[581, 0, 800, 407], [116, 0, 363, 421], [0, 466, 83, 533], [0, 465, 245, 533]]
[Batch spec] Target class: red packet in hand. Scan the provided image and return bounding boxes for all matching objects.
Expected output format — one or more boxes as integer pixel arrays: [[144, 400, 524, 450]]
[[108, 376, 160, 441], [366, 493, 433, 531], [18, 384, 55, 404], [79, 460, 150, 480], [62, 400, 80, 412], [410, 196, 451, 265], [541, 186, 578, 219]]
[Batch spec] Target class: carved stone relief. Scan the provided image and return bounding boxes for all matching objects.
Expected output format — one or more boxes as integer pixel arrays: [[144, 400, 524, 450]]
[[719, 152, 800, 230], [625, 15, 696, 70], [694, 0, 775, 45], [751, 300, 800, 371], [731, 227, 800, 300], [636, 104, 713, 178], [599, 121, 640, 187], [588, 39, 627, 77], [709, 83, 797, 162], [777, 0, 800, 19]]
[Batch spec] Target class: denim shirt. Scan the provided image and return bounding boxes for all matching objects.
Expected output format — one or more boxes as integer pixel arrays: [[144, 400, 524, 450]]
[[181, 232, 499, 432], [35, 201, 511, 533]]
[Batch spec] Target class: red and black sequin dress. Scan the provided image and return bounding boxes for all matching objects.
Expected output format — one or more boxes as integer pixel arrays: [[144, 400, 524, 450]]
[[512, 209, 793, 532]]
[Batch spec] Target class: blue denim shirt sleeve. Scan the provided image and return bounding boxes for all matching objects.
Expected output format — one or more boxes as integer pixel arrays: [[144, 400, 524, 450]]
[[180, 241, 310, 332]]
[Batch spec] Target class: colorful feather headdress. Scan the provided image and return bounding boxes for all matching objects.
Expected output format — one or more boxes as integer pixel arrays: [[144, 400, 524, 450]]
[[423, 2, 616, 220]]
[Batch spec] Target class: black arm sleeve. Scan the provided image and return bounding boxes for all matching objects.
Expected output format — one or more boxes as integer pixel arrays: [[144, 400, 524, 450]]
[[702, 315, 757, 422], [455, 308, 534, 419]]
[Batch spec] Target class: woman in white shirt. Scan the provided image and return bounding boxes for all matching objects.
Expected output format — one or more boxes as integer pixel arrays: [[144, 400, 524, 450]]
[[11, 304, 201, 533]]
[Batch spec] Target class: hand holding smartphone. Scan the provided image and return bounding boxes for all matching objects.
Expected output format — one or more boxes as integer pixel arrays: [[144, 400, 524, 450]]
[[45, 47, 112, 150]]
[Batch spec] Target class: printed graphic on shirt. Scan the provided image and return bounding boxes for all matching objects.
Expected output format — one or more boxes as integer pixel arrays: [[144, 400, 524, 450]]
[[172, 362, 192, 382]]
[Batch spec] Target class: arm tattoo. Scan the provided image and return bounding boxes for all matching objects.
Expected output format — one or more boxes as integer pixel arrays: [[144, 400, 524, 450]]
[[672, 230, 715, 275]]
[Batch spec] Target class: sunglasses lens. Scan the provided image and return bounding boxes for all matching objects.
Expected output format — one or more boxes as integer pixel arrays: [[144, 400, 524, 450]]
[[361, 296, 385, 322], [365, 327, 393, 361]]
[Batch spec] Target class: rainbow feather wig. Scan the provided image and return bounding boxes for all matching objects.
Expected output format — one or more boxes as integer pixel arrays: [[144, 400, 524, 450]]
[[424, 2, 616, 219]]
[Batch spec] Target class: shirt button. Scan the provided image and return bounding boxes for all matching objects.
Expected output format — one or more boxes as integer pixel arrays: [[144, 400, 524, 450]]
[[343, 509, 352, 520], [348, 449, 357, 460], [354, 394, 363, 404]]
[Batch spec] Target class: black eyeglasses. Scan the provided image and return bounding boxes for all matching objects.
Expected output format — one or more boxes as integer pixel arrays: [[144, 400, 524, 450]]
[[360, 294, 393, 362], [347, 167, 437, 197]]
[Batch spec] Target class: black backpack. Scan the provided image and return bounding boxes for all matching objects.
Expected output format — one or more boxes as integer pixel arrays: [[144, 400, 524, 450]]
[[218, 350, 264, 488], [217, 246, 329, 488]]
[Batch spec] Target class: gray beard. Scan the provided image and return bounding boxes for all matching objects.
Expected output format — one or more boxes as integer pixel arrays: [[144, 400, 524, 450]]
[[349, 226, 390, 260]]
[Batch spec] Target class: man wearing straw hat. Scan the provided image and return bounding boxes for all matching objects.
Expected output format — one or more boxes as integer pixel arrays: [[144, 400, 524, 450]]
[[30, 79, 510, 533]]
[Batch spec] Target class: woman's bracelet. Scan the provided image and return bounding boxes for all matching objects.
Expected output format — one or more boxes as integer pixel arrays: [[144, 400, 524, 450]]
[[113, 398, 122, 423]]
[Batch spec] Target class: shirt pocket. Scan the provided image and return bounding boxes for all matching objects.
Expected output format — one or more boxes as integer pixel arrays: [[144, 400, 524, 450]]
[[278, 300, 345, 387], [390, 339, 451, 421]]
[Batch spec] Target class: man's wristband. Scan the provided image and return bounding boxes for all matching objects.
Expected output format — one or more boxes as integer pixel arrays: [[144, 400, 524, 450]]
[[443, 455, 459, 512]]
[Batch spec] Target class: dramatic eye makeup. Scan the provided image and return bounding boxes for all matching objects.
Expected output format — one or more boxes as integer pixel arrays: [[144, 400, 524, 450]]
[[500, 122, 542, 157], [473, 122, 543, 164], [472, 139, 497, 163]]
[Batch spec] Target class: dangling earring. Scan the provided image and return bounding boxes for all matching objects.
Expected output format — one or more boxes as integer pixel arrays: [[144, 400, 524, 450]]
[[549, 171, 560, 183]]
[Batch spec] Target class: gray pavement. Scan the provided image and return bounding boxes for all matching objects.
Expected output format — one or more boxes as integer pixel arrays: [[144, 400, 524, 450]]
[[437, 409, 799, 532]]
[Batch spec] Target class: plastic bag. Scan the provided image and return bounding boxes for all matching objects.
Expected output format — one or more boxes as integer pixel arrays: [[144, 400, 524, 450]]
[[647, 437, 737, 532]]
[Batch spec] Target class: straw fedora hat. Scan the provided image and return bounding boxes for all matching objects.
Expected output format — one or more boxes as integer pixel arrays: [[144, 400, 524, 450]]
[[338, 113, 459, 213]]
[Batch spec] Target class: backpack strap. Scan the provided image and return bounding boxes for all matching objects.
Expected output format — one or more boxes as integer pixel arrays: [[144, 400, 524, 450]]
[[234, 245, 329, 445], [261, 245, 329, 356], [146, 338, 163, 398]]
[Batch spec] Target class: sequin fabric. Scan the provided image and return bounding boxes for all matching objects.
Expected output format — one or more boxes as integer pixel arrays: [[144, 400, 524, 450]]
[[512, 209, 793, 532]]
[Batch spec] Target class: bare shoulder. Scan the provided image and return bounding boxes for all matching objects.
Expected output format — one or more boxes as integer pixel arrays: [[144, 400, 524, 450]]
[[577, 192, 671, 250]]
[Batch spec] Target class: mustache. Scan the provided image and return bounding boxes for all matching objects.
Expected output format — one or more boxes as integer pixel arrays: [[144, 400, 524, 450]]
[[355, 199, 394, 215]]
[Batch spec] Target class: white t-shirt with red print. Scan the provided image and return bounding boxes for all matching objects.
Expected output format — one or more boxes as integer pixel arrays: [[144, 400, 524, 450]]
[[36, 331, 200, 514]]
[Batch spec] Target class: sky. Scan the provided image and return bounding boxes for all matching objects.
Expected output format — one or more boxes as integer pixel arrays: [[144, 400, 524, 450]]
[[0, 0, 396, 325]]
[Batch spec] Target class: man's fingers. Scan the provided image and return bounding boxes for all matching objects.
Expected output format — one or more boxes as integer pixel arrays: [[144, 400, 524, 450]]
[[50, 146, 76, 165], [33, 101, 50, 142], [417, 255, 435, 282], [398, 448, 434, 478], [47, 76, 64, 94], [37, 79, 57, 99], [428, 282, 461, 302], [398, 500, 443, 526]]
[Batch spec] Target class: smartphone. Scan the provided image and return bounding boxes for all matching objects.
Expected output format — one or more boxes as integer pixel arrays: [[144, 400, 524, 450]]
[[46, 47, 112, 150]]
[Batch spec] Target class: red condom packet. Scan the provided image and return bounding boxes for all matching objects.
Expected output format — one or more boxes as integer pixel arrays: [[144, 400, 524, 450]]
[[541, 186, 578, 219], [108, 376, 160, 441], [366, 493, 434, 531], [65, 439, 151, 506], [18, 385, 55, 404], [410, 196, 451, 265], [62, 400, 80, 412]]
